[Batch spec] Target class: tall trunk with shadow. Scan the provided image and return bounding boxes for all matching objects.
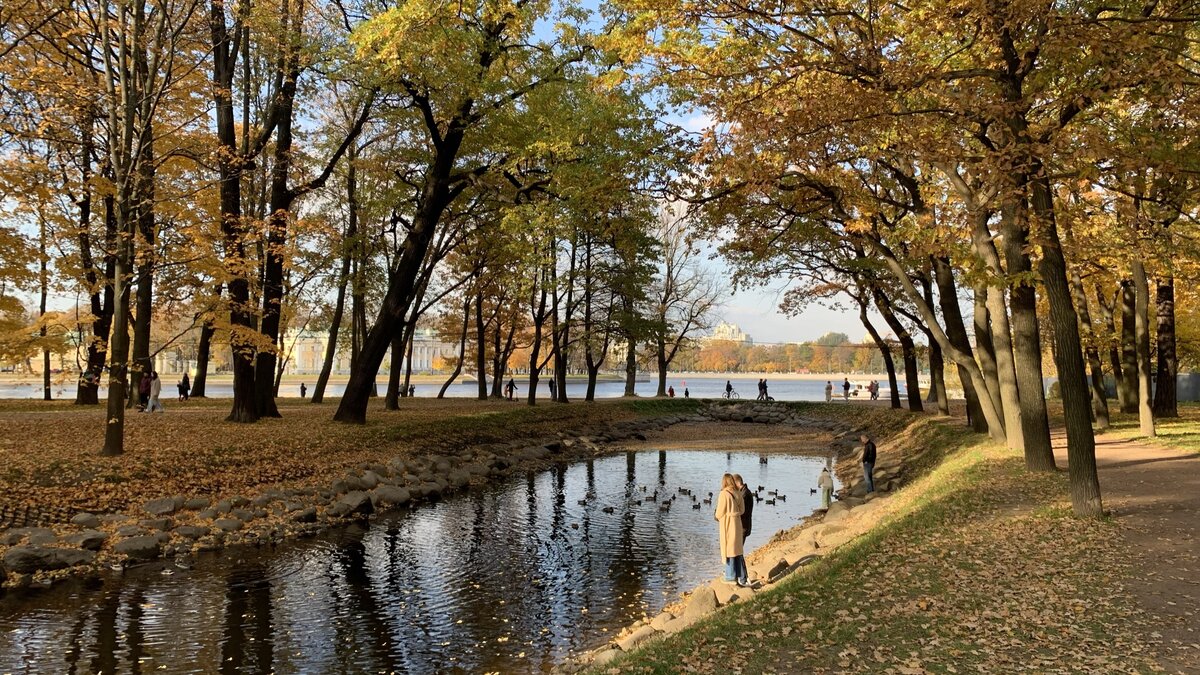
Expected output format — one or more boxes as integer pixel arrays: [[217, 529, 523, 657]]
[[858, 290, 900, 409], [934, 257, 984, 428], [439, 297, 471, 398], [1131, 260, 1156, 436], [1153, 276, 1178, 418], [1119, 281, 1139, 413], [1095, 286, 1124, 411], [872, 288, 923, 412]]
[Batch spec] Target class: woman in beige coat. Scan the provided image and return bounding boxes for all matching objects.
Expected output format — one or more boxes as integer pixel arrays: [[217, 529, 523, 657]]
[[715, 473, 747, 585]]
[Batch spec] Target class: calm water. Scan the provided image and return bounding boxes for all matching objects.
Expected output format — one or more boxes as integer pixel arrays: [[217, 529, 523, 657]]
[[0, 376, 897, 401], [0, 450, 836, 674]]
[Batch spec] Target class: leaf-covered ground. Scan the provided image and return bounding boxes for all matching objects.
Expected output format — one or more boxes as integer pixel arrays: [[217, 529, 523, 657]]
[[0, 397, 702, 515], [597, 424, 1164, 674]]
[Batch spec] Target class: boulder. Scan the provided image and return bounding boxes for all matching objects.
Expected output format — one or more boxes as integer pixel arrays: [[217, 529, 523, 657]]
[[292, 507, 318, 523], [3, 545, 95, 572], [140, 518, 173, 531], [591, 647, 621, 667], [415, 483, 442, 500], [213, 518, 243, 533], [616, 624, 658, 652], [649, 611, 674, 631], [711, 581, 746, 606], [116, 524, 145, 537], [143, 496, 183, 516], [114, 535, 162, 561], [326, 502, 352, 518], [371, 486, 411, 507], [1, 527, 59, 546], [183, 497, 211, 510], [824, 502, 852, 523], [360, 471, 383, 490], [231, 508, 255, 522], [213, 500, 233, 514], [447, 470, 471, 489], [71, 512, 100, 528], [64, 530, 108, 551], [175, 525, 211, 540], [338, 491, 374, 516], [682, 586, 719, 620], [766, 558, 791, 581]]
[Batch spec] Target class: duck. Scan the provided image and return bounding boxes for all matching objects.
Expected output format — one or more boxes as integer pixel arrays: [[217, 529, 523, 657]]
[[765, 498, 776, 505], [757, 485, 764, 492], [691, 502, 701, 510], [602, 506, 615, 514], [809, 488, 818, 495], [659, 503, 671, 511], [647, 493, 657, 503], [776, 494, 786, 501], [768, 490, 778, 496], [577, 499, 588, 506], [759, 456, 768, 464], [702, 497, 712, 505]]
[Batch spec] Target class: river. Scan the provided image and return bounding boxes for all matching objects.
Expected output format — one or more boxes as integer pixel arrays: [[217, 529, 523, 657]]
[[0, 449, 836, 674]]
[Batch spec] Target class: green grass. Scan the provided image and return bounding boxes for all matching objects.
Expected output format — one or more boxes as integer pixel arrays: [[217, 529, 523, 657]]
[[595, 417, 1155, 674], [1103, 401, 1200, 454]]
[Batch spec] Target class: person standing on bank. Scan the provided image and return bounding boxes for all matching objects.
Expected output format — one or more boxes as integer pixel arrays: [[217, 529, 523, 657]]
[[842, 377, 851, 401], [147, 372, 163, 412], [300, 382, 307, 399], [733, 474, 754, 545], [825, 380, 833, 402], [818, 467, 834, 509], [137, 372, 152, 411], [181, 372, 190, 401], [860, 434, 877, 493], [715, 473, 747, 586]]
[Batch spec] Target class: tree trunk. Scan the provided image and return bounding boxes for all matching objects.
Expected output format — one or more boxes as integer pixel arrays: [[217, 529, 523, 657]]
[[1153, 277, 1178, 418], [968, 213, 1024, 447], [102, 226, 133, 456], [873, 289, 923, 412], [624, 337, 638, 397], [439, 298, 471, 399], [934, 258, 984, 429], [1067, 267, 1110, 429], [475, 290, 488, 400], [75, 122, 109, 406], [998, 202, 1055, 470], [128, 138, 156, 411], [403, 327, 417, 399], [527, 271, 548, 406], [313, 259, 350, 405], [39, 213, 50, 400], [1030, 174, 1100, 515], [920, 272, 949, 414], [1095, 286, 1124, 412], [656, 337, 669, 397], [1119, 281, 1139, 413], [858, 293, 900, 409], [385, 328, 406, 409], [1131, 260, 1156, 436], [333, 134, 463, 423]]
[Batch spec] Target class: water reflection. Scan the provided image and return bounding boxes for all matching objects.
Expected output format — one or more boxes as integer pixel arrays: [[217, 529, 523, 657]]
[[0, 450, 835, 674]]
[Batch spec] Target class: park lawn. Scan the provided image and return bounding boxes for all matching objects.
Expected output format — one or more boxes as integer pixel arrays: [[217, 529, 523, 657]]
[[0, 397, 702, 516], [1104, 401, 1200, 455], [595, 421, 1158, 674]]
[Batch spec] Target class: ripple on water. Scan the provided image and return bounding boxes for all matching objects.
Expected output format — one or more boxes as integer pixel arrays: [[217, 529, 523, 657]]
[[0, 450, 836, 674]]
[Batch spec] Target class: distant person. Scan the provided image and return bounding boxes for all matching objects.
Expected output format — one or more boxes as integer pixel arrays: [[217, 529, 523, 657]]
[[181, 372, 190, 401], [684, 387, 689, 398], [408, 384, 415, 397], [300, 382, 307, 399], [756, 378, 764, 401], [842, 378, 851, 401], [506, 378, 517, 400], [668, 385, 675, 398], [860, 434, 877, 493], [147, 372, 163, 413], [733, 474, 753, 545], [725, 380, 733, 397], [548, 378, 557, 399], [137, 372, 152, 411], [177, 379, 187, 402], [762, 379, 769, 401], [715, 473, 747, 587], [818, 467, 834, 509], [870, 380, 879, 400], [825, 380, 833, 402]]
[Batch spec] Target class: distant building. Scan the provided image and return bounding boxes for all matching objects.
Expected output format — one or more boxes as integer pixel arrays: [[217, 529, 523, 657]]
[[708, 321, 753, 344]]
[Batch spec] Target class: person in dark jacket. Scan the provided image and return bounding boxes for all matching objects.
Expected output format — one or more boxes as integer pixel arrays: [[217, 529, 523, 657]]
[[860, 434, 877, 493], [733, 474, 754, 544]]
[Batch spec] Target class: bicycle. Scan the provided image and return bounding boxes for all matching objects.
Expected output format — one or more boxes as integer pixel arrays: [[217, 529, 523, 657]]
[[723, 389, 740, 399]]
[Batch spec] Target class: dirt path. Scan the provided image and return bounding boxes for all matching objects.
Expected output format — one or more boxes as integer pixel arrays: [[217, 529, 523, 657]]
[[1053, 430, 1200, 673]]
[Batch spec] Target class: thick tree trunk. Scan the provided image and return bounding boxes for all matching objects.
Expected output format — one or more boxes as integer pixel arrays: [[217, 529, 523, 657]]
[[998, 203, 1055, 470], [39, 216, 50, 400], [475, 291, 488, 400], [1153, 277, 1178, 418], [385, 328, 407, 409], [334, 133, 463, 423], [313, 260, 350, 404], [1119, 281, 1139, 413], [920, 273, 949, 414], [624, 338, 638, 397], [102, 223, 133, 456], [128, 137, 156, 411], [968, 213, 1024, 447], [75, 123, 109, 406], [1066, 267, 1110, 429], [934, 258, 983, 428], [873, 289, 923, 412], [403, 328, 418, 399], [1031, 175, 1100, 515], [1131, 260, 1156, 436], [656, 338, 669, 397], [527, 276, 548, 406]]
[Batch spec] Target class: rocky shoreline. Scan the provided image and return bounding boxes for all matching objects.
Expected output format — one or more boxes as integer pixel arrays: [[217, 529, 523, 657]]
[[557, 403, 912, 673]]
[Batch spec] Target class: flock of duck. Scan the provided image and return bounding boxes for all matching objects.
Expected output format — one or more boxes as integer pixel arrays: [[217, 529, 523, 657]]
[[580, 481, 795, 515]]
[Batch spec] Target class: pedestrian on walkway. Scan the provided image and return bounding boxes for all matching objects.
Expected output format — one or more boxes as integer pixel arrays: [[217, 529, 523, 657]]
[[181, 372, 191, 401], [147, 372, 164, 412], [137, 372, 152, 411], [715, 473, 747, 586], [548, 378, 557, 400], [668, 385, 675, 397], [300, 382, 307, 399], [733, 474, 754, 546], [825, 380, 833, 402], [860, 434, 877, 493], [843, 377, 851, 401]]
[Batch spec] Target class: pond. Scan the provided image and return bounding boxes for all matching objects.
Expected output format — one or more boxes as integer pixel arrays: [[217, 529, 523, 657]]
[[0, 449, 836, 674]]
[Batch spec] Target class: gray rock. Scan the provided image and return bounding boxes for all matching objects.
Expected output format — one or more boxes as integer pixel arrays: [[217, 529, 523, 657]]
[[213, 500, 233, 514], [140, 518, 173, 531], [0, 527, 57, 546], [64, 530, 108, 551], [447, 470, 471, 489], [71, 512, 101, 528], [712, 581, 744, 606], [370, 486, 411, 507], [197, 508, 218, 520], [116, 524, 145, 537], [683, 586, 719, 620], [114, 535, 162, 561], [3, 545, 95, 572], [143, 497, 183, 516], [183, 497, 211, 510], [251, 494, 275, 507], [292, 507, 318, 523], [231, 508, 255, 522], [175, 525, 211, 539], [616, 624, 658, 652], [338, 491, 373, 516], [229, 496, 249, 507], [591, 648, 621, 666], [332, 476, 366, 494], [213, 518, 243, 533], [767, 558, 791, 580], [360, 471, 383, 489], [325, 502, 352, 518]]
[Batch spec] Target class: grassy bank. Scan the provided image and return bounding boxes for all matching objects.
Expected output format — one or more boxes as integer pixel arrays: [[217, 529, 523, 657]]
[[1103, 402, 1200, 455], [595, 417, 1156, 674], [0, 397, 702, 516]]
